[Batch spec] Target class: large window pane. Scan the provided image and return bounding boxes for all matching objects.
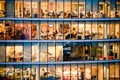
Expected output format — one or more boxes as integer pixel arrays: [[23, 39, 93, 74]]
[[40, 65, 47, 79], [116, 0, 120, 18], [64, 0, 71, 18], [71, 64, 77, 80], [32, 0, 39, 18], [23, 65, 31, 80], [32, 21, 39, 39], [57, 0, 63, 18], [92, 22, 98, 39], [98, 22, 104, 39], [31, 65, 39, 80], [0, 0, 5, 17], [24, 43, 31, 62], [15, 65, 22, 80], [79, 0, 85, 18], [56, 65, 63, 80], [110, 0, 116, 18], [0, 42, 5, 62], [6, 66, 14, 80], [85, 21, 91, 39], [0, 21, 5, 40], [63, 64, 70, 80], [64, 21, 71, 39], [93, 0, 99, 18], [72, 0, 79, 18], [48, 22, 55, 40], [98, 64, 103, 80], [92, 64, 97, 80], [0, 66, 6, 79], [41, 0, 48, 18], [56, 43, 63, 61], [78, 22, 84, 39], [48, 65, 55, 79]]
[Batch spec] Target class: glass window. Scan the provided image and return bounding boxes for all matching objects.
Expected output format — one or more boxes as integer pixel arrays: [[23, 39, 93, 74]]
[[115, 63, 120, 79], [48, 43, 55, 62], [71, 22, 78, 40], [32, 21, 39, 39], [104, 64, 109, 80], [48, 22, 55, 40], [99, 0, 105, 18], [48, 65, 55, 79], [110, 64, 115, 79], [56, 21, 63, 40], [115, 22, 120, 39], [85, 64, 91, 79], [23, 65, 31, 80], [15, 43, 23, 62], [23, 0, 31, 18], [40, 43, 47, 62], [78, 22, 84, 39], [40, 21, 48, 40], [97, 43, 104, 60], [5, 21, 14, 40], [63, 64, 70, 80], [56, 43, 63, 61], [0, 21, 5, 40], [98, 22, 104, 39], [57, 0, 63, 18], [92, 22, 98, 39], [0, 42, 5, 62], [71, 64, 77, 80], [91, 43, 98, 60], [85, 21, 91, 39], [56, 65, 63, 80], [24, 43, 31, 62], [0, 66, 6, 79], [15, 0, 23, 17], [78, 64, 85, 80], [64, 0, 71, 18], [77, 43, 84, 60], [0, 0, 5, 17], [40, 65, 47, 79], [6, 0, 14, 17], [98, 64, 103, 80], [48, 0, 56, 18], [15, 21, 24, 40], [23, 21, 31, 40], [86, 0, 92, 18], [72, 0, 79, 18], [105, 0, 110, 18], [116, 0, 120, 18], [93, 0, 99, 18], [41, 0, 48, 18], [84, 43, 91, 60], [92, 64, 97, 80], [32, 43, 39, 62], [110, 0, 116, 18], [6, 43, 15, 62], [32, 0, 39, 18], [31, 65, 40, 80], [64, 21, 71, 39], [6, 66, 14, 80], [15, 65, 22, 80], [79, 0, 85, 18]]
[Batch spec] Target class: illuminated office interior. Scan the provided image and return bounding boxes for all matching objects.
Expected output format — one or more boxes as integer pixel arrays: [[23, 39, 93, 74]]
[[0, 0, 120, 80]]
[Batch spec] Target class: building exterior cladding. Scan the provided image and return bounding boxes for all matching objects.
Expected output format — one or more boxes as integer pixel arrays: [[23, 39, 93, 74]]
[[0, 0, 120, 80]]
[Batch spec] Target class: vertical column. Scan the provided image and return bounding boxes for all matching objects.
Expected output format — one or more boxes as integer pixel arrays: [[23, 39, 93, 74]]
[[6, 0, 14, 17]]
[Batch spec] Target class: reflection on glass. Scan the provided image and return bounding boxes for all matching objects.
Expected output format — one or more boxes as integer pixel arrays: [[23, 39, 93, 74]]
[[98, 64, 103, 80], [91, 43, 97, 60], [32, 43, 39, 62], [24, 43, 31, 62], [23, 65, 31, 80], [104, 64, 109, 80], [6, 66, 14, 80], [110, 0, 116, 18], [86, 0, 92, 18], [116, 0, 120, 18], [97, 43, 104, 60], [0, 42, 5, 62], [115, 63, 120, 79], [15, 65, 22, 80], [40, 43, 47, 62], [63, 65, 70, 80], [72, 0, 79, 18], [115, 22, 120, 38], [99, 0, 105, 18], [15, 43, 23, 62], [110, 64, 115, 80], [6, 43, 15, 62], [93, 0, 99, 18], [71, 22, 78, 40]]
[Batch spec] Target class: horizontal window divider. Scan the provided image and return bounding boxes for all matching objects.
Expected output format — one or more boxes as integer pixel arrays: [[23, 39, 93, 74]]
[[0, 39, 120, 43], [0, 18, 120, 21], [0, 60, 119, 65]]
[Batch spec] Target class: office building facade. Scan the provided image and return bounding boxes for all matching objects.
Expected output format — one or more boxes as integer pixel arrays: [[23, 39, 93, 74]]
[[0, 0, 120, 80]]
